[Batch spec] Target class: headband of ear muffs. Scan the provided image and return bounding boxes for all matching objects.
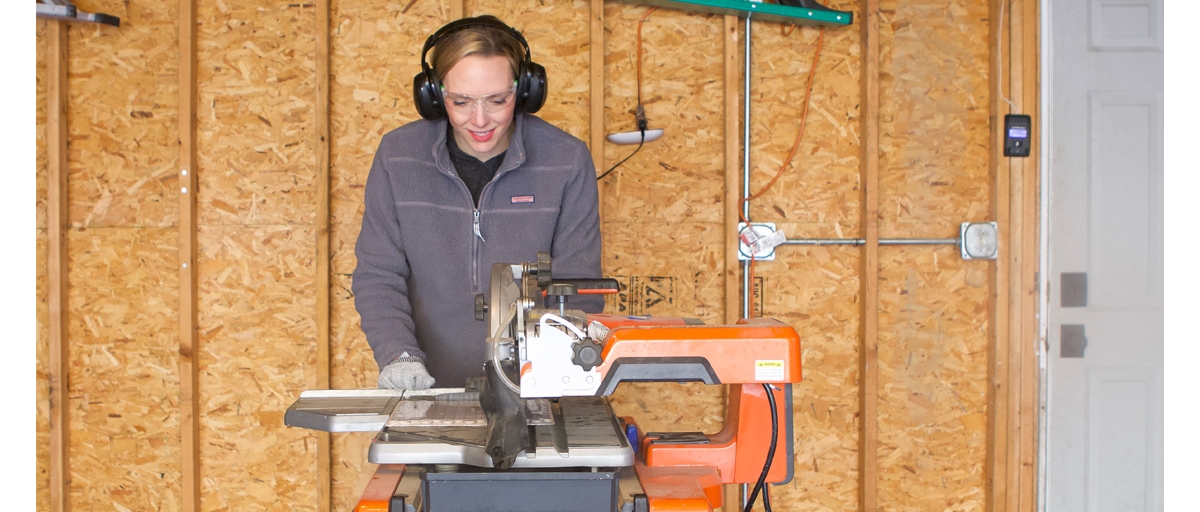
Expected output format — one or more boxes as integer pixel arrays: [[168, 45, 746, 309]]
[[412, 15, 547, 121]]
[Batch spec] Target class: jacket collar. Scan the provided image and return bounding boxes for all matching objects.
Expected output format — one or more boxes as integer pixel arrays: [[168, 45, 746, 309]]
[[432, 113, 528, 178]]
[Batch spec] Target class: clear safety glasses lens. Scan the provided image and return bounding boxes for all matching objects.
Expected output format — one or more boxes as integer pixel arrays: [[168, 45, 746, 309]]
[[443, 85, 518, 115]]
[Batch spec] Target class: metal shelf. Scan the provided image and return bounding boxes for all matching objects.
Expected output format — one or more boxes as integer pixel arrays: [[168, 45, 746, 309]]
[[643, 0, 853, 26], [37, 0, 121, 27]]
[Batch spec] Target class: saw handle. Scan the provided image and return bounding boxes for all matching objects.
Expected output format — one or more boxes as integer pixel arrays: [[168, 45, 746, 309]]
[[544, 278, 620, 295]]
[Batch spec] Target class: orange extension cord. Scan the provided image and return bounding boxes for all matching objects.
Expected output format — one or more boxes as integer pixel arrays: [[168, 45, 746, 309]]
[[740, 26, 825, 318], [638, 6, 657, 105]]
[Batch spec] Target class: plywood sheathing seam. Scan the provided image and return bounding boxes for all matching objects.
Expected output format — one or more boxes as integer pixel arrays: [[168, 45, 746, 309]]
[[316, 0, 334, 510], [178, 0, 200, 509], [46, 16, 69, 512]]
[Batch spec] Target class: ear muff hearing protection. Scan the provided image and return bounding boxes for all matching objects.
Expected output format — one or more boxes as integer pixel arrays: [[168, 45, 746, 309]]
[[412, 15, 547, 121]]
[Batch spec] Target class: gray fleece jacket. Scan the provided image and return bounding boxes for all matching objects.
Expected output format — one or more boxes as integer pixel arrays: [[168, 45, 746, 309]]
[[352, 113, 604, 387]]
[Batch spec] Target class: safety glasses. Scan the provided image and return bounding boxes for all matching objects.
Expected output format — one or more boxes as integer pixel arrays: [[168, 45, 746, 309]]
[[442, 84, 518, 114]]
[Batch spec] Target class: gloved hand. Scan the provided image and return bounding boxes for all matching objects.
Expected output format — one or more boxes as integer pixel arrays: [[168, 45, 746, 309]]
[[377, 356, 435, 390]]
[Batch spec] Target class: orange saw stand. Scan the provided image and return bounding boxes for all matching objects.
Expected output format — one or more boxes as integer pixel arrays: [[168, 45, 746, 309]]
[[617, 382, 796, 511], [354, 464, 405, 512], [594, 316, 801, 511]]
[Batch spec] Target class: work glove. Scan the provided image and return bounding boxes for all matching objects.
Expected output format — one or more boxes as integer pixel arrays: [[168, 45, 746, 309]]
[[377, 356, 435, 390]]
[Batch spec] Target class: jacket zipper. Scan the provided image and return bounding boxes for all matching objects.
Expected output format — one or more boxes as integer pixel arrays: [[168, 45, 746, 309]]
[[473, 209, 485, 242], [471, 208, 483, 289], [470, 165, 505, 291]]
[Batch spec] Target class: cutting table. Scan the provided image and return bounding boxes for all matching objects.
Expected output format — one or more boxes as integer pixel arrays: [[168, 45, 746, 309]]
[[287, 389, 632, 469], [285, 252, 803, 512]]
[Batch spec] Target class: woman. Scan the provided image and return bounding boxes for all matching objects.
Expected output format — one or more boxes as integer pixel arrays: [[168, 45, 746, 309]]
[[352, 15, 604, 390]]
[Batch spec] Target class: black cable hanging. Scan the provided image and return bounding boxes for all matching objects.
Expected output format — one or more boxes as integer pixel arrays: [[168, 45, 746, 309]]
[[598, 7, 656, 181], [743, 383, 779, 512]]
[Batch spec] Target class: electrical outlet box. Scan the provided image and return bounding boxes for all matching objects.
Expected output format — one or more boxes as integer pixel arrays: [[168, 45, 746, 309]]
[[1004, 114, 1032, 157], [737, 223, 781, 261], [960, 222, 999, 260]]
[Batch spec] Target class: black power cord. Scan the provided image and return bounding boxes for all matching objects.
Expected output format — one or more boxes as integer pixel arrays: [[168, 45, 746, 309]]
[[599, 7, 656, 182], [596, 105, 649, 181], [743, 383, 779, 512]]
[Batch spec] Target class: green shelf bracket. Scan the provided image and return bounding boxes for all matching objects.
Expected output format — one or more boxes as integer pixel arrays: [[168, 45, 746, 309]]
[[640, 0, 853, 26]]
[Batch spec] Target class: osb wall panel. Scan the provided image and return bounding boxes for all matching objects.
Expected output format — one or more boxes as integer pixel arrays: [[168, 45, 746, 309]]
[[761, 248, 863, 510], [331, 433, 377, 511], [327, 0, 431, 232], [191, 1, 321, 510], [35, 18, 49, 508], [877, 0, 992, 238], [734, 9, 868, 510], [877, 247, 990, 510], [196, 225, 318, 511], [599, 5, 726, 224], [602, 221, 726, 321], [36, 20, 49, 231], [38, 3, 184, 511], [742, 20, 863, 239], [330, 242, 375, 510], [326, 8, 436, 482], [35, 232, 50, 507], [873, 0, 992, 509], [196, 1, 316, 227], [66, 1, 180, 229], [330, 241, 372, 390], [33, 1, 1003, 510], [65, 228, 181, 512], [325, 0, 451, 408]]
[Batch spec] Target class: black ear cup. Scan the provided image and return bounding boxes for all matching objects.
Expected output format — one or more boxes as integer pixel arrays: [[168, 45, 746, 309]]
[[412, 16, 546, 120], [515, 60, 547, 114], [413, 69, 445, 121]]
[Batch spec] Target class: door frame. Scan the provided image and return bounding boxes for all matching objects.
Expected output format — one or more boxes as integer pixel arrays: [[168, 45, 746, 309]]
[[985, 0, 1043, 510], [1037, 0, 1052, 508]]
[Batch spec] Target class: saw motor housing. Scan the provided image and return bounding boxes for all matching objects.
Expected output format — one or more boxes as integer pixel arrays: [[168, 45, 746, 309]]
[[479, 254, 802, 397]]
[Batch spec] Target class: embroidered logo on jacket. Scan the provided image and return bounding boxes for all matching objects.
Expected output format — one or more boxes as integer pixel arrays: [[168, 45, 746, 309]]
[[510, 195, 535, 204]]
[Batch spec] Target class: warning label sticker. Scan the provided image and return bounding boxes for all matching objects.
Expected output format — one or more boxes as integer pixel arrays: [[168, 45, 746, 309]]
[[755, 360, 785, 382]]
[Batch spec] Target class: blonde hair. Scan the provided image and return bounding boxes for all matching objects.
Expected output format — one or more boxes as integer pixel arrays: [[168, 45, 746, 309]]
[[430, 18, 524, 84]]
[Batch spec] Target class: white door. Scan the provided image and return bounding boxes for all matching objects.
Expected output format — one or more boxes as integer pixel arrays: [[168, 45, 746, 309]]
[[1044, 0, 1164, 510]]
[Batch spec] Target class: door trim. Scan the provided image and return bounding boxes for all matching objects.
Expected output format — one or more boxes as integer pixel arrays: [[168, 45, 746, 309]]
[[985, 0, 1043, 510], [1038, 1, 1052, 510]]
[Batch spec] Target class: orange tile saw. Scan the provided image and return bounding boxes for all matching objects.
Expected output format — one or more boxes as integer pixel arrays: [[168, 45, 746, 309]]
[[285, 252, 802, 512]]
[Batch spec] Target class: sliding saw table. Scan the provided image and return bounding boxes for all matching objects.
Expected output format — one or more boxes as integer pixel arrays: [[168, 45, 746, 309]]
[[286, 253, 803, 512]]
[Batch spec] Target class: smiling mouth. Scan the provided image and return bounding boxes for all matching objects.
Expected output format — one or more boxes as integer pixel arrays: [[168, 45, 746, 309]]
[[470, 129, 495, 143]]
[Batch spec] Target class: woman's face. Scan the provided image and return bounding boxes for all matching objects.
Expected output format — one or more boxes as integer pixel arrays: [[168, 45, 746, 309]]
[[442, 54, 517, 161]]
